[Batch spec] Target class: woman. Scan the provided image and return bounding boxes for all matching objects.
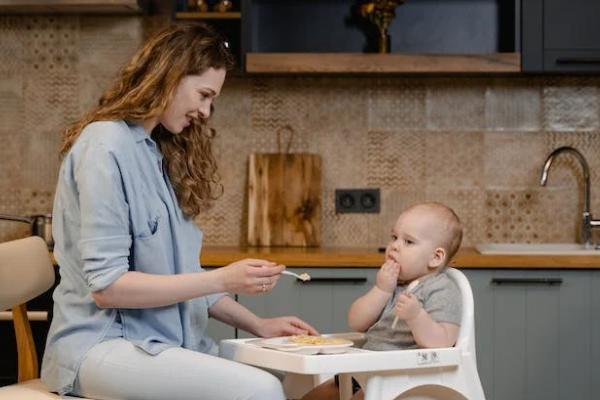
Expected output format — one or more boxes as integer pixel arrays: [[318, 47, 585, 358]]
[[41, 23, 317, 400]]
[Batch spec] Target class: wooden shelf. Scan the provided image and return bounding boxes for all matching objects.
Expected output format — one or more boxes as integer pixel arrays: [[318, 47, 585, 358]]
[[175, 11, 241, 20], [246, 52, 521, 74], [0, 0, 144, 14]]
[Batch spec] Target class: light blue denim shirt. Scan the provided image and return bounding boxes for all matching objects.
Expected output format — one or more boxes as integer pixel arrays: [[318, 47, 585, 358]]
[[41, 120, 225, 395]]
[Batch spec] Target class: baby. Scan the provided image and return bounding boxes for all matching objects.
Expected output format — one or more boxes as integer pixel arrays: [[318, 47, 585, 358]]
[[302, 202, 463, 400]]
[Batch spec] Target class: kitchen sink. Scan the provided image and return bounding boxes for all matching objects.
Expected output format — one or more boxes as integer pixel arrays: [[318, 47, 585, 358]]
[[475, 243, 600, 255]]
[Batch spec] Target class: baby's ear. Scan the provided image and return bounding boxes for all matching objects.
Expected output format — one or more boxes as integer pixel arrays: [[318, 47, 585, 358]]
[[429, 247, 446, 269]]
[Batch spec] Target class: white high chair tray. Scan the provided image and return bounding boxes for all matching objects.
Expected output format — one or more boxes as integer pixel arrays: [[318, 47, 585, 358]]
[[220, 336, 461, 375]]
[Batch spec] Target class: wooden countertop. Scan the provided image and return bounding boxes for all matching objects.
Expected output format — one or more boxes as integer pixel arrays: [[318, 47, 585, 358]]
[[200, 246, 600, 269]]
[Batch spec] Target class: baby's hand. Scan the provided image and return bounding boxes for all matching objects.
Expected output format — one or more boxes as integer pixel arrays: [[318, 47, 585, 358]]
[[394, 293, 422, 321], [375, 260, 400, 294]]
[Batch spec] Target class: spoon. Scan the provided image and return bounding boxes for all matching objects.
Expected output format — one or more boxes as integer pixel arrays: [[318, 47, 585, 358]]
[[282, 270, 311, 281], [391, 279, 420, 329]]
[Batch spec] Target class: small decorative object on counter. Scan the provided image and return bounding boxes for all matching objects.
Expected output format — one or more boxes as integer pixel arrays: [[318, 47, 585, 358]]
[[213, 0, 233, 12], [359, 0, 405, 53]]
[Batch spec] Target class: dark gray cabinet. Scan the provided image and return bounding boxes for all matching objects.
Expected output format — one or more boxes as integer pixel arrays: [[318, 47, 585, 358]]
[[522, 0, 600, 72]]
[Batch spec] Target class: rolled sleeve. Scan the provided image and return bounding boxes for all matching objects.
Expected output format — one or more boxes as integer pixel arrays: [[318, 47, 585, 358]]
[[75, 139, 132, 291]]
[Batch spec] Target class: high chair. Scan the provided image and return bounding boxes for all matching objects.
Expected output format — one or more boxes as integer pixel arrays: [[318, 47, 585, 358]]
[[334, 267, 485, 400], [220, 267, 486, 400], [0, 237, 91, 399]]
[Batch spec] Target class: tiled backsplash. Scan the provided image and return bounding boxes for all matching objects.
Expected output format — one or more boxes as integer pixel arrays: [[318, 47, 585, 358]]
[[1, 16, 599, 247]]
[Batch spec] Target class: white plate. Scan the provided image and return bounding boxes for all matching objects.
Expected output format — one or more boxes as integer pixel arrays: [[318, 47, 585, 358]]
[[254, 336, 354, 355]]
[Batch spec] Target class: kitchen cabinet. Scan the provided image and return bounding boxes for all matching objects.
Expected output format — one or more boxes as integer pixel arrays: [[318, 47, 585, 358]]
[[465, 269, 600, 400], [237, 268, 377, 338], [173, 0, 521, 74], [522, 0, 600, 72]]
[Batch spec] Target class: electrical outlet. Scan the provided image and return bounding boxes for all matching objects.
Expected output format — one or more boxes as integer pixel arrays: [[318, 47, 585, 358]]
[[335, 188, 380, 213]]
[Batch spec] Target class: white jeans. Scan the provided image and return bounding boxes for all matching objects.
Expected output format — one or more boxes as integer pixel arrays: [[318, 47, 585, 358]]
[[73, 339, 286, 400]]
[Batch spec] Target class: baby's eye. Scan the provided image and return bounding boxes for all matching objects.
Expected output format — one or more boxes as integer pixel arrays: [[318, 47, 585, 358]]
[[391, 235, 398, 241], [199, 92, 211, 100], [403, 238, 414, 245]]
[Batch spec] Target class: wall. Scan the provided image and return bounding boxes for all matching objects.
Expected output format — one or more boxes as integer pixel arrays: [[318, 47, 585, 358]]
[[1, 15, 599, 248]]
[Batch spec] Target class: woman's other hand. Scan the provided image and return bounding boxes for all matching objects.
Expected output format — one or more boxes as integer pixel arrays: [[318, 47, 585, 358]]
[[255, 316, 319, 338], [218, 258, 284, 295]]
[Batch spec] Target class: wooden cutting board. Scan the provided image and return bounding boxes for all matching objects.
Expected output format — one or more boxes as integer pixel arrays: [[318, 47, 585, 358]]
[[247, 153, 321, 247]]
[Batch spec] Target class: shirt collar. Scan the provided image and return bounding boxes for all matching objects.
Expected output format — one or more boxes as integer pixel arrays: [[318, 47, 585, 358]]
[[125, 120, 163, 160]]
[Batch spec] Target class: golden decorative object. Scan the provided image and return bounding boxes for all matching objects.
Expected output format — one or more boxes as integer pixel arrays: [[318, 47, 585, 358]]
[[213, 0, 233, 12], [359, 0, 405, 53], [196, 0, 209, 12]]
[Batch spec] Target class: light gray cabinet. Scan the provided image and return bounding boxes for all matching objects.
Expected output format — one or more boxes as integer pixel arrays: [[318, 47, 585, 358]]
[[237, 268, 377, 338], [464, 269, 600, 400]]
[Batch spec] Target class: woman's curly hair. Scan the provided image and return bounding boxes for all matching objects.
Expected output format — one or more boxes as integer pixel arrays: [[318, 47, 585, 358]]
[[60, 23, 235, 218]]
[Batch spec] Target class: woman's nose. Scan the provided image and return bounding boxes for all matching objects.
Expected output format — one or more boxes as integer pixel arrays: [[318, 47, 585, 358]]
[[198, 102, 211, 119]]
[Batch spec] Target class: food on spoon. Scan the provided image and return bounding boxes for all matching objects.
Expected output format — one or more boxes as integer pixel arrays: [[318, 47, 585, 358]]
[[298, 272, 311, 281]]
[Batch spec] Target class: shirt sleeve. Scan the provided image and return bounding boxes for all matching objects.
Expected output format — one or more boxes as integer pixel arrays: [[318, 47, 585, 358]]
[[423, 280, 462, 326], [75, 138, 132, 292]]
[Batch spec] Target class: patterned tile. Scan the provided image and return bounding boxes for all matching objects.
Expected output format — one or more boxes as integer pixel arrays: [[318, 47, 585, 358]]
[[425, 131, 484, 190], [0, 72, 24, 133], [543, 78, 600, 132], [426, 78, 486, 131], [250, 77, 312, 153], [78, 16, 143, 113], [0, 17, 25, 76], [486, 78, 542, 132], [366, 130, 426, 190], [368, 77, 425, 131], [305, 77, 368, 134], [484, 188, 578, 243], [484, 131, 547, 189]]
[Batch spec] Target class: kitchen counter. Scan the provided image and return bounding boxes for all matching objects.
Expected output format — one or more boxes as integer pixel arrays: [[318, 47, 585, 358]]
[[50, 246, 600, 269], [200, 246, 600, 269]]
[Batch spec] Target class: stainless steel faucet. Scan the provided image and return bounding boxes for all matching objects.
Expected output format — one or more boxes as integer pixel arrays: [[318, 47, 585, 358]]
[[540, 146, 600, 247]]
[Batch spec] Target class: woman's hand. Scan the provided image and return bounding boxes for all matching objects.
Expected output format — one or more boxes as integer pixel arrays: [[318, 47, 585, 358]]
[[255, 316, 319, 338], [394, 293, 422, 321], [375, 260, 400, 294], [218, 258, 284, 295]]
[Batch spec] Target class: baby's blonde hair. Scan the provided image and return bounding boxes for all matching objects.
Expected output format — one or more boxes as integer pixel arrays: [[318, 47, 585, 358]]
[[408, 202, 463, 264]]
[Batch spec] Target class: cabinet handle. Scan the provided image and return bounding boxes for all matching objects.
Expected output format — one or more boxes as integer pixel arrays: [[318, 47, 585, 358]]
[[491, 277, 562, 286], [299, 277, 368, 284], [555, 58, 600, 65]]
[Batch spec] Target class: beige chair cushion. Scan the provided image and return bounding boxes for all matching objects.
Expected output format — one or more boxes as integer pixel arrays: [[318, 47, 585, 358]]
[[0, 379, 93, 399], [0, 379, 60, 399], [0, 237, 54, 311]]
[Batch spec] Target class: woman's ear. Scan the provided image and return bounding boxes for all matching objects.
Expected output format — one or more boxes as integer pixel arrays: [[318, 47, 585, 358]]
[[429, 247, 446, 269]]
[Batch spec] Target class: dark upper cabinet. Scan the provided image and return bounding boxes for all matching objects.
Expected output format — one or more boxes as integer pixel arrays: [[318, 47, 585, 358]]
[[522, 0, 600, 72]]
